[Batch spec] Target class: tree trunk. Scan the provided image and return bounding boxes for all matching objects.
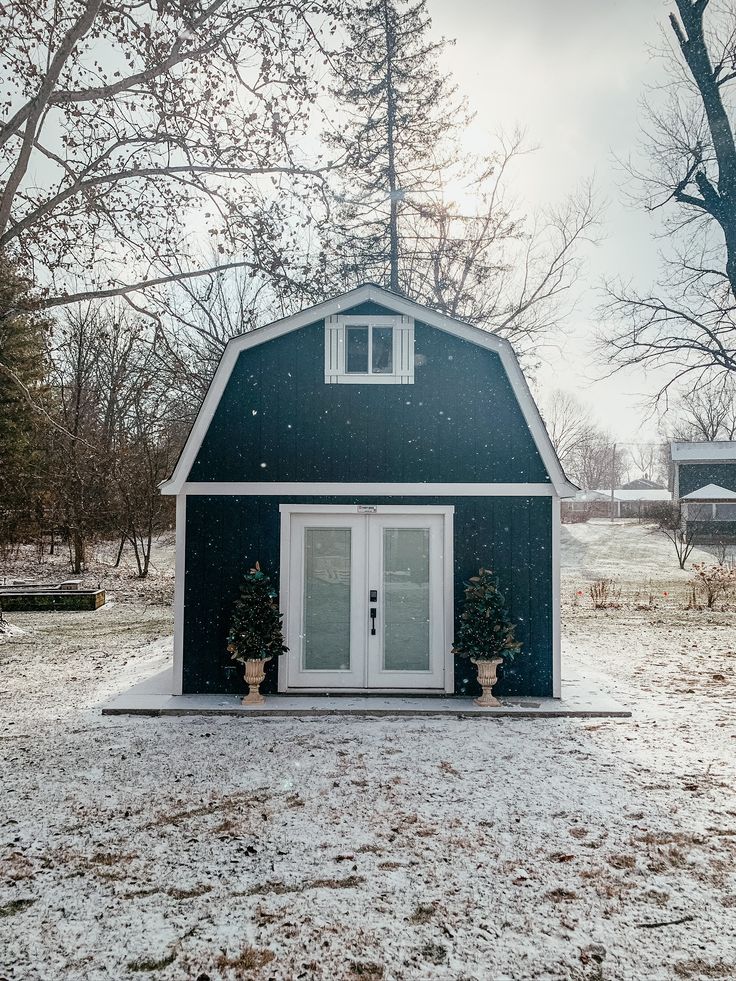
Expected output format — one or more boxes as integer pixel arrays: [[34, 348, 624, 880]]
[[72, 528, 85, 574], [113, 535, 126, 568], [382, 0, 400, 293]]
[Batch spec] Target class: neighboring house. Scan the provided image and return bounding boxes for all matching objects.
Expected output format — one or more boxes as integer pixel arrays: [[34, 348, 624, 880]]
[[161, 285, 577, 700], [562, 484, 671, 520], [672, 441, 736, 544]]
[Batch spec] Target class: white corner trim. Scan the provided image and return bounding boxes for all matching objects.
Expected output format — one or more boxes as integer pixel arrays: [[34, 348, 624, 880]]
[[551, 495, 561, 698], [159, 284, 575, 497], [443, 510, 455, 694], [172, 493, 186, 695], [277, 507, 291, 694], [178, 482, 557, 497]]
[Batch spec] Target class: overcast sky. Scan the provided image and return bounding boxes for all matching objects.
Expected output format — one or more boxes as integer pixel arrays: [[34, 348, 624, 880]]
[[430, 0, 672, 443]]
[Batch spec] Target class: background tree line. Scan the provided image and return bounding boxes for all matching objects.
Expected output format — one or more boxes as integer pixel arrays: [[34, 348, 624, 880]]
[[3, 1, 734, 574], [0, 0, 600, 575]]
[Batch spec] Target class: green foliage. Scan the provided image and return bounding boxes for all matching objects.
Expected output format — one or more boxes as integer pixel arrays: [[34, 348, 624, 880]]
[[0, 259, 49, 552], [227, 563, 288, 664], [452, 568, 522, 662]]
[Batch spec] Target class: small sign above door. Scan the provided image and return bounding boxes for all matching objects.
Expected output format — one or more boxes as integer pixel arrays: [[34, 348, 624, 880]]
[[357, 504, 378, 513]]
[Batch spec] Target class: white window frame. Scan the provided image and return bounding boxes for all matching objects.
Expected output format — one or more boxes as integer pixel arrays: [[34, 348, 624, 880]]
[[324, 314, 414, 384]]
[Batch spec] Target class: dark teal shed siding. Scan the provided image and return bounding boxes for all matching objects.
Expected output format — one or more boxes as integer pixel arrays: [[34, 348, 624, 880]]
[[183, 495, 553, 698], [688, 520, 736, 543], [188, 302, 550, 484], [679, 462, 736, 496]]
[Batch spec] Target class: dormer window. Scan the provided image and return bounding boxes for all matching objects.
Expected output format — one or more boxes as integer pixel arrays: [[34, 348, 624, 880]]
[[324, 314, 414, 384]]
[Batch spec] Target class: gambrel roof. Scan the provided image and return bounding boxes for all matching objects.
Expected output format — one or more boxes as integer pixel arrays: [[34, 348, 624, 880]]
[[161, 284, 576, 496]]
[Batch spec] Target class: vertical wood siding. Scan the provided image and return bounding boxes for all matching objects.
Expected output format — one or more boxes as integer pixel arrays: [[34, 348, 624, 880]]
[[679, 462, 736, 496], [187, 302, 550, 484], [183, 495, 553, 698]]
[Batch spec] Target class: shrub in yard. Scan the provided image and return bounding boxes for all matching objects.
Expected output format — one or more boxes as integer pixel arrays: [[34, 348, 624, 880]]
[[690, 562, 736, 610], [227, 563, 288, 664], [590, 578, 621, 609]]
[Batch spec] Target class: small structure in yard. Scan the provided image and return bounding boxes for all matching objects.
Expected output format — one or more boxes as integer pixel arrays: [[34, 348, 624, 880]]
[[672, 441, 736, 546], [562, 483, 671, 522], [0, 581, 105, 611], [160, 284, 577, 701]]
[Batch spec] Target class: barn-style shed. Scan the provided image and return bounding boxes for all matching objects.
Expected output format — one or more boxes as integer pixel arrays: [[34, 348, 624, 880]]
[[161, 285, 576, 700]]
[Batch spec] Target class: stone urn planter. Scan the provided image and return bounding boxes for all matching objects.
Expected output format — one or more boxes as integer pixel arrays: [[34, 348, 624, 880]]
[[242, 657, 271, 706], [471, 656, 503, 707]]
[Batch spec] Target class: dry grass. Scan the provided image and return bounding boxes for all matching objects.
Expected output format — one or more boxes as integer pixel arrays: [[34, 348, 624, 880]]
[[165, 884, 211, 900], [214, 945, 275, 973], [349, 962, 384, 978], [673, 959, 735, 978], [0, 898, 36, 918], [409, 902, 436, 924], [247, 874, 364, 896], [127, 952, 176, 972]]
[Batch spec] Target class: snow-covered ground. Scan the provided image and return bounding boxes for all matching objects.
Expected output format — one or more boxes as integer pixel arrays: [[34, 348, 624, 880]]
[[1, 522, 735, 981]]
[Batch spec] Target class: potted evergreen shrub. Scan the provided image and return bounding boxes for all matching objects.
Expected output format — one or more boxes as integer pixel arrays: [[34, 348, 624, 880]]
[[227, 563, 288, 705], [452, 568, 522, 707]]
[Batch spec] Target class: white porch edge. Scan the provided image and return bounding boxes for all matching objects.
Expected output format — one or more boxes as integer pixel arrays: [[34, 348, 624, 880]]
[[179, 481, 557, 497]]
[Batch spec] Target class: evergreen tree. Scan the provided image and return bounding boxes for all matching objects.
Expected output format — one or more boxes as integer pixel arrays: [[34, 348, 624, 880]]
[[452, 568, 522, 662], [227, 564, 288, 663], [325, 1, 597, 359], [326, 0, 467, 292], [0, 260, 48, 553]]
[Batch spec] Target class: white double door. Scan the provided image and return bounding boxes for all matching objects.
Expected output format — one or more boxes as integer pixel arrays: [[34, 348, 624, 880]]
[[283, 509, 449, 691]]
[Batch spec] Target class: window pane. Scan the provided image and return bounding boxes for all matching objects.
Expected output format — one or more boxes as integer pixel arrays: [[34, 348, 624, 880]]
[[383, 528, 430, 671], [346, 326, 369, 373], [372, 327, 393, 373], [715, 503, 736, 520], [303, 528, 351, 671]]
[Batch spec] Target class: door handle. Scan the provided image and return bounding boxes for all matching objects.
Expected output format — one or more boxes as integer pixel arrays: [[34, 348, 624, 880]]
[[370, 607, 377, 635]]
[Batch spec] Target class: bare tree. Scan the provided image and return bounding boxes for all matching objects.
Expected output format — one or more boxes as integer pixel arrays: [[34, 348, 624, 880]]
[[670, 377, 736, 438], [0, 1, 334, 316], [651, 500, 699, 569], [604, 0, 736, 395], [405, 157, 599, 361], [540, 390, 626, 489], [541, 390, 598, 473], [326, 2, 598, 358]]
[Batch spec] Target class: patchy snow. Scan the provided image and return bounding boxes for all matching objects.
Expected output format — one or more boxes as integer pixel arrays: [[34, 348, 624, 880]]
[[1, 522, 735, 980], [0, 621, 24, 642]]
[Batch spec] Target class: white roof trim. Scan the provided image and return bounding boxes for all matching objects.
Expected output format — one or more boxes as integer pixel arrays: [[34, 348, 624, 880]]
[[671, 440, 736, 462], [160, 284, 576, 497], [681, 483, 736, 500]]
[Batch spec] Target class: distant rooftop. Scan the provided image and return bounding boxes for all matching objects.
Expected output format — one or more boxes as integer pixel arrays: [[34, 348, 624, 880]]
[[671, 441, 736, 462], [574, 488, 671, 502], [622, 478, 666, 491]]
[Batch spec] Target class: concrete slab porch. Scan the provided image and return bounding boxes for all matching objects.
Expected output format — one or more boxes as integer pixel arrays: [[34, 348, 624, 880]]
[[102, 665, 631, 719]]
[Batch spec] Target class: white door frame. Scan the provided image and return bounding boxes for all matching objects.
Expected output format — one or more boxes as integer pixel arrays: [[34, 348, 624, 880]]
[[278, 504, 455, 694]]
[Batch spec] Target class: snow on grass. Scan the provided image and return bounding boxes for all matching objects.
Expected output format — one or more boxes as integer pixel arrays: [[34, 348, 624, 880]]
[[1, 524, 735, 980]]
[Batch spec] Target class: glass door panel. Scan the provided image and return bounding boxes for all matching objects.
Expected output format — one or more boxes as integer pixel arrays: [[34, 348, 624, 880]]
[[383, 528, 430, 671], [286, 514, 366, 689], [303, 527, 351, 671], [366, 514, 446, 689]]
